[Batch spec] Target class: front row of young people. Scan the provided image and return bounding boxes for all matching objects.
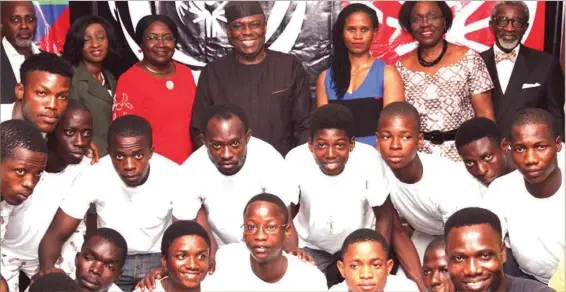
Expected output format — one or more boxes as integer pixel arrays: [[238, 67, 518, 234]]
[[25, 202, 554, 292]]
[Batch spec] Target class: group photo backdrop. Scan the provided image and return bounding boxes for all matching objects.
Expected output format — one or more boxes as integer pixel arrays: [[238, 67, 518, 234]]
[[34, 1, 563, 92]]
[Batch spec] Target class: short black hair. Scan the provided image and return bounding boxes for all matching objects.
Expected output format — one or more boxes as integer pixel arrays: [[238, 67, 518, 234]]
[[424, 236, 446, 256], [63, 99, 92, 116], [455, 117, 502, 152], [244, 193, 289, 223], [340, 228, 389, 260], [84, 228, 128, 267], [161, 220, 211, 258], [444, 207, 502, 241], [378, 101, 421, 132], [135, 15, 179, 45], [1, 119, 47, 160], [309, 104, 354, 139], [509, 108, 558, 140], [107, 115, 152, 147], [62, 15, 121, 66], [398, 1, 453, 34], [20, 52, 73, 84], [202, 103, 250, 134], [28, 271, 80, 291]]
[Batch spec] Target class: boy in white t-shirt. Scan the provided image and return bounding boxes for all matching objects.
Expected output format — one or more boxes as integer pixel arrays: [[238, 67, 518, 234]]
[[176, 104, 304, 269], [285, 104, 390, 279], [455, 117, 516, 195], [206, 193, 327, 291], [329, 229, 419, 292], [73, 228, 126, 292], [1, 102, 92, 291], [375, 102, 482, 289], [422, 237, 454, 292], [37, 115, 198, 291], [484, 108, 565, 284], [134, 220, 212, 292]]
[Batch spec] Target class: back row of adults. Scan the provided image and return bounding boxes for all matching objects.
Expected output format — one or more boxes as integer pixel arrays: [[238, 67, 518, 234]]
[[1, 0, 563, 164]]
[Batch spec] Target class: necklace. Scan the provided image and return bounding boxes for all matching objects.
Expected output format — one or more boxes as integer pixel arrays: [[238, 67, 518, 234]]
[[143, 62, 174, 75], [417, 40, 448, 67]]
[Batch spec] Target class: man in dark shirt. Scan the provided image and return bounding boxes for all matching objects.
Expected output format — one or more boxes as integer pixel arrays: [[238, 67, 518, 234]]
[[444, 207, 555, 292], [190, 1, 312, 155]]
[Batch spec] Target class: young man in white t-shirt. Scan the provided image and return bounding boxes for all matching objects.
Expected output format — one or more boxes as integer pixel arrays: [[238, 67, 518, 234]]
[[445, 207, 555, 292], [37, 115, 198, 291], [330, 229, 419, 292], [1, 101, 92, 291], [206, 193, 327, 291], [422, 237, 454, 292], [285, 104, 390, 281], [176, 104, 304, 268], [73, 228, 126, 292], [455, 117, 516, 195], [375, 102, 482, 288], [484, 108, 565, 284]]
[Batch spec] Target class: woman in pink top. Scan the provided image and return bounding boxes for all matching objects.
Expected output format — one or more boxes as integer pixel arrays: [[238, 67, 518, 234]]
[[113, 15, 196, 164]]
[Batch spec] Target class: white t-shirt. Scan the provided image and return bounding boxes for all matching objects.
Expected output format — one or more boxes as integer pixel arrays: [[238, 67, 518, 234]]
[[206, 243, 327, 291], [2, 159, 90, 259], [60, 154, 195, 254], [177, 137, 292, 245], [1, 102, 14, 122], [483, 170, 565, 283], [329, 275, 419, 291], [387, 153, 483, 236], [106, 283, 123, 292], [286, 143, 389, 254]]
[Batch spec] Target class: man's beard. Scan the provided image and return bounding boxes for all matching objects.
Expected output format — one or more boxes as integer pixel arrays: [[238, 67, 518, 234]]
[[496, 37, 520, 51], [14, 38, 33, 49]]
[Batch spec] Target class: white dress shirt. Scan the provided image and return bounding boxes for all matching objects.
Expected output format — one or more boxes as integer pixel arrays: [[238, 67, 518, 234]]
[[2, 37, 40, 83], [494, 45, 520, 94]]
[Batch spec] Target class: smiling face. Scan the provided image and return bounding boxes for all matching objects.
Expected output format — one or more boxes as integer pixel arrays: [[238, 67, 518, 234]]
[[75, 236, 123, 292], [203, 117, 251, 176], [409, 2, 446, 47], [141, 21, 175, 66], [228, 14, 266, 60], [490, 4, 528, 52], [446, 224, 505, 292], [338, 241, 393, 292], [82, 23, 109, 64], [16, 71, 71, 134], [1, 147, 46, 205], [308, 129, 354, 176], [509, 124, 561, 184], [423, 246, 454, 292], [377, 115, 423, 170], [1, 1, 37, 50], [459, 137, 507, 186], [343, 11, 376, 56], [52, 108, 93, 165], [109, 135, 153, 187], [243, 201, 289, 264], [163, 235, 210, 290]]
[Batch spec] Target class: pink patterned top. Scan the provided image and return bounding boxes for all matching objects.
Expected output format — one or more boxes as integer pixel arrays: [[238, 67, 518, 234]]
[[395, 49, 493, 161]]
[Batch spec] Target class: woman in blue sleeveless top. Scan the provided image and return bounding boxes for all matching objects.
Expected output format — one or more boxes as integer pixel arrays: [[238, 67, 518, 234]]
[[316, 3, 404, 147]]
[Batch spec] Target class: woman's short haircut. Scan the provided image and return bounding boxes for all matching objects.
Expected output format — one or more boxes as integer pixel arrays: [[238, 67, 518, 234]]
[[134, 15, 179, 45], [398, 1, 453, 34]]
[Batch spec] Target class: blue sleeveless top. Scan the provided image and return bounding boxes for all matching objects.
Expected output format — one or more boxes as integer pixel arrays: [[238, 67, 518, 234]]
[[324, 59, 385, 147]]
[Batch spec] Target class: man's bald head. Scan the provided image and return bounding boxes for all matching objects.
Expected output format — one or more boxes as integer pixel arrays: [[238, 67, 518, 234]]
[[1, 1, 37, 50]]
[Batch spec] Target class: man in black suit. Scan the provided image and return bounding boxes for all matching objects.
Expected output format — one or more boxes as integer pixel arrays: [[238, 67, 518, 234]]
[[1, 1, 39, 104], [480, 1, 565, 138]]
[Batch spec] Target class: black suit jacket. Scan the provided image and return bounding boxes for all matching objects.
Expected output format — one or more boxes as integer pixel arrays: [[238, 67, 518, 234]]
[[480, 45, 565, 137], [1, 42, 18, 104]]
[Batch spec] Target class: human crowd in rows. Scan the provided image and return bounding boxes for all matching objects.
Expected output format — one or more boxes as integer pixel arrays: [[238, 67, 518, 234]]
[[0, 0, 564, 291]]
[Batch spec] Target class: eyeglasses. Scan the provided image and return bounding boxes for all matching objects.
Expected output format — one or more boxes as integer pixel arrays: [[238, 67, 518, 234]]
[[10, 15, 36, 24], [145, 35, 176, 44], [241, 224, 287, 235], [493, 16, 527, 29], [411, 14, 443, 25]]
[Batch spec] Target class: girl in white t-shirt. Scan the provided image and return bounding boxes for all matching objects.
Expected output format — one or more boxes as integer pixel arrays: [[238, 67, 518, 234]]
[[134, 220, 212, 292]]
